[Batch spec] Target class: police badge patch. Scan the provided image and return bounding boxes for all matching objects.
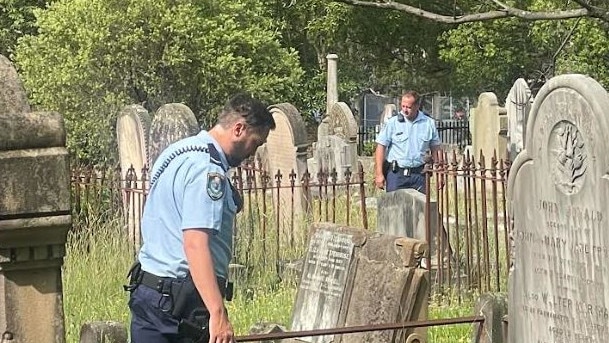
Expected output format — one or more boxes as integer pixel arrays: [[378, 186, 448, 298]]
[[207, 172, 225, 200]]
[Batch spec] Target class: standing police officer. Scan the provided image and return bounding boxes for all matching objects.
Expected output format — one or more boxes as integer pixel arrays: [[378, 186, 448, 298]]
[[126, 93, 275, 343], [374, 90, 443, 193]]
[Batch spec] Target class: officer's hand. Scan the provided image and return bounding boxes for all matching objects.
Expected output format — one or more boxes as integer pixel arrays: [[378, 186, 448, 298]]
[[209, 310, 234, 343], [374, 173, 385, 190]]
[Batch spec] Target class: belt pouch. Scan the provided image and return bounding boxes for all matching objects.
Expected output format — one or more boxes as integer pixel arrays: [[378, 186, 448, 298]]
[[170, 276, 205, 318]]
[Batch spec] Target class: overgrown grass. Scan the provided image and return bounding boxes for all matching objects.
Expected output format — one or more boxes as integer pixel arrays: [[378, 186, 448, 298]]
[[63, 213, 133, 342], [63, 211, 477, 343]]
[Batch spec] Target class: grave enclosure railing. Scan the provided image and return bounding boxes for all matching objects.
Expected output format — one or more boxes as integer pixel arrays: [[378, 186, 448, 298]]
[[356, 119, 471, 155], [425, 149, 512, 297], [70, 159, 371, 272], [70, 150, 511, 295]]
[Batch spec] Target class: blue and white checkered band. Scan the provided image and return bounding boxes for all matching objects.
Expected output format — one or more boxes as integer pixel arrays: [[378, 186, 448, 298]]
[[207, 172, 225, 200]]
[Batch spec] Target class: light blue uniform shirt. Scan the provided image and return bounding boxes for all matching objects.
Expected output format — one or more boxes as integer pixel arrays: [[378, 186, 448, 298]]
[[138, 131, 237, 279], [376, 111, 441, 168]]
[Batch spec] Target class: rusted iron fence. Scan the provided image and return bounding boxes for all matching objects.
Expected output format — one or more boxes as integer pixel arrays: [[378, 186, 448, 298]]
[[70, 149, 510, 296], [70, 160, 371, 271], [425, 149, 511, 297]]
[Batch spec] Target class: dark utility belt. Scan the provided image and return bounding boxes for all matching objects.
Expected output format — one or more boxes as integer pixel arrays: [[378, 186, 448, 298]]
[[388, 161, 424, 175], [138, 269, 233, 301], [124, 262, 233, 322], [395, 164, 425, 174]]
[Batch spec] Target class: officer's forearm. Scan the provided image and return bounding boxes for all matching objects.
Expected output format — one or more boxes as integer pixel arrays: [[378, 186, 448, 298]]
[[375, 144, 386, 175], [430, 145, 443, 163], [183, 229, 225, 315]]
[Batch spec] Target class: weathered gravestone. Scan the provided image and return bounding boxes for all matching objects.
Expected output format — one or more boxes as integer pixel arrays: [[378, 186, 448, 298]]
[[376, 189, 449, 270], [116, 105, 151, 250], [290, 223, 429, 343], [380, 103, 397, 131], [0, 111, 71, 343], [79, 321, 128, 343], [147, 103, 199, 167], [260, 103, 310, 228], [505, 79, 533, 161], [0, 55, 30, 115], [471, 93, 507, 161], [314, 102, 359, 182], [508, 74, 609, 343]]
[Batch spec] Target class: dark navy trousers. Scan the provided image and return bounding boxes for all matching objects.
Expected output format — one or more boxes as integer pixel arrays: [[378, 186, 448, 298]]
[[385, 169, 426, 194], [129, 285, 182, 343]]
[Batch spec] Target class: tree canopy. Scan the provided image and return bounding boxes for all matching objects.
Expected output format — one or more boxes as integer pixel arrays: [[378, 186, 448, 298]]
[[6, 0, 609, 164], [331, 0, 609, 24], [15, 0, 303, 163]]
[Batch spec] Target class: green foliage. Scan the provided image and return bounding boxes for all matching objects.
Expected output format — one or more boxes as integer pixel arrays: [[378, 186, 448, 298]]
[[362, 141, 376, 156], [0, 0, 47, 57], [530, 13, 609, 87], [15, 0, 303, 164], [439, 0, 609, 98], [439, 18, 538, 98], [64, 204, 472, 343], [268, 0, 455, 111], [63, 216, 132, 342]]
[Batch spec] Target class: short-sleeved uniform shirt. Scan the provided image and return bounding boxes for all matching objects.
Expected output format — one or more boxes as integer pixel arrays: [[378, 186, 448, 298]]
[[376, 111, 441, 168], [138, 131, 237, 279]]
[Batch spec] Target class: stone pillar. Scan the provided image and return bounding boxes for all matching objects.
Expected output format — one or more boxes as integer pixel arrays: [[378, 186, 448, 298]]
[[0, 111, 71, 343], [326, 54, 338, 115]]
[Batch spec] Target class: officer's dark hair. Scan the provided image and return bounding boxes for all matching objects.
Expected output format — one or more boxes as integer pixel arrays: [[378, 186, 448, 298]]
[[401, 90, 421, 106], [217, 93, 276, 131]]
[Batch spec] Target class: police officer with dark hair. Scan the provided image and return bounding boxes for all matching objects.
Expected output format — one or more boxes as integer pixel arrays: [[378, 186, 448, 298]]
[[374, 90, 443, 193], [126, 93, 276, 343]]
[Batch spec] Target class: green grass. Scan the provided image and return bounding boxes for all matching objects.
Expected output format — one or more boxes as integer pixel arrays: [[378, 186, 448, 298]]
[[63, 214, 133, 342], [429, 294, 476, 343], [63, 211, 476, 343], [63, 164, 509, 342]]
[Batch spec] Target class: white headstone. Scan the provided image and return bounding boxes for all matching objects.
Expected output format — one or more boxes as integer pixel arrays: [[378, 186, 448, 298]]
[[314, 102, 358, 181], [471, 93, 507, 160], [508, 74, 609, 343], [148, 103, 199, 167], [116, 104, 150, 249], [505, 78, 533, 160]]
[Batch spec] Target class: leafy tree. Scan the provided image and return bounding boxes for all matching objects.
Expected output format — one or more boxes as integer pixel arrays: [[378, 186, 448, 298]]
[[269, 0, 455, 113], [0, 0, 48, 57], [439, 0, 609, 98], [15, 0, 303, 164], [331, 0, 609, 24]]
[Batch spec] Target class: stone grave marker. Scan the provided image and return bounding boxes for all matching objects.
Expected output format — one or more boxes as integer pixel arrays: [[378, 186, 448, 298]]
[[290, 222, 429, 343], [262, 103, 310, 227], [147, 103, 199, 167], [471, 93, 507, 160], [380, 103, 396, 131], [0, 55, 30, 116], [314, 102, 359, 182], [376, 189, 447, 268], [291, 226, 359, 343], [0, 110, 71, 343], [508, 74, 609, 343], [505, 78, 533, 160], [116, 104, 151, 250]]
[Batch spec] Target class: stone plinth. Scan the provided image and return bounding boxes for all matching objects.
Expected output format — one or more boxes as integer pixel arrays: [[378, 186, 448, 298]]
[[0, 110, 71, 343]]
